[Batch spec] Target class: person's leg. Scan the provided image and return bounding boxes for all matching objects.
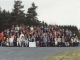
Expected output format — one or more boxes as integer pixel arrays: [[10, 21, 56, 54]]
[[15, 42, 17, 47], [67, 42, 69, 47], [0, 40, 2, 46], [55, 41, 58, 47], [45, 42, 47, 47], [60, 42, 61, 47], [62, 42, 65, 47], [0, 40, 3, 46], [0, 40, 1, 46], [17, 42, 19, 47], [10, 42, 11, 46], [39, 42, 41, 47], [40, 42, 43, 47], [36, 41, 39, 47], [65, 42, 67, 47], [76, 42, 78, 46], [43, 42, 45, 47], [26, 41, 28, 47], [26, 42, 28, 47], [73, 42, 75, 47], [14, 42, 16, 47], [19, 41, 21, 47], [58, 42, 60, 47], [24, 40, 26, 47]]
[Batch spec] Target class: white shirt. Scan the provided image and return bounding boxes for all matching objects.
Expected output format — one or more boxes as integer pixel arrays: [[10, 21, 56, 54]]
[[10, 38, 14, 42], [30, 27, 34, 31], [58, 38, 61, 42], [20, 33, 24, 40]]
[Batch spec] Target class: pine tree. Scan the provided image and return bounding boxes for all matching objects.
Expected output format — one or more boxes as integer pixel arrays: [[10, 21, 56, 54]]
[[11, 0, 25, 25], [0, 7, 2, 31], [26, 2, 40, 26]]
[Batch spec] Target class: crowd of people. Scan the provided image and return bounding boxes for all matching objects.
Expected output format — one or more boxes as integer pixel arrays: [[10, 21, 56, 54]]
[[0, 24, 79, 47]]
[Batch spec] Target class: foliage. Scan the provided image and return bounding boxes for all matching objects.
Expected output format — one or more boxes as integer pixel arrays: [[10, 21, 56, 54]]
[[46, 50, 80, 60]]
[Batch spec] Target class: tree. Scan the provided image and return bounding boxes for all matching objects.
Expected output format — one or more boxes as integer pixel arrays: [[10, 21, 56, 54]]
[[26, 2, 39, 26], [11, 0, 25, 25], [0, 7, 2, 31]]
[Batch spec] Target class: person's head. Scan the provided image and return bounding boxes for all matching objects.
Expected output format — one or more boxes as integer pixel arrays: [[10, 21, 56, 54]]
[[28, 36, 30, 38], [62, 29, 64, 31], [40, 36, 42, 38], [58, 36, 60, 38], [73, 33, 75, 36], [72, 37, 74, 39], [22, 36, 24, 38], [65, 37, 66, 38], [16, 25, 18, 27], [55, 36, 57, 38], [12, 25, 14, 27], [66, 29, 68, 31], [4, 37, 6, 39], [69, 30, 71, 32], [43, 36, 45, 38], [76, 36, 78, 38], [62, 36, 64, 38], [1, 31, 3, 34]]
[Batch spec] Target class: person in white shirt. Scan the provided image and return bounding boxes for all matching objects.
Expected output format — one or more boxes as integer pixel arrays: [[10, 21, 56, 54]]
[[15, 25, 19, 33], [24, 35, 29, 47], [9, 36, 14, 46], [75, 36, 79, 46], [17, 36, 21, 47], [20, 32, 24, 40], [21, 36, 25, 47], [58, 36, 61, 46], [30, 25, 34, 31], [71, 37, 74, 46], [54, 36, 58, 47]]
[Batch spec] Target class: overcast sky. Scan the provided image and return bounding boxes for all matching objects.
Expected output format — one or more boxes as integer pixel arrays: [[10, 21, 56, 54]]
[[0, 0, 80, 29]]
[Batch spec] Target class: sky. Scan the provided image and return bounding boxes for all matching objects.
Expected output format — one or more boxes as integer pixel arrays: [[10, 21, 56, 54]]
[[0, 0, 80, 29]]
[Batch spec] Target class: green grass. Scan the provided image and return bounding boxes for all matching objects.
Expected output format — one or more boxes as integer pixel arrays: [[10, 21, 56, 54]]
[[46, 50, 80, 60]]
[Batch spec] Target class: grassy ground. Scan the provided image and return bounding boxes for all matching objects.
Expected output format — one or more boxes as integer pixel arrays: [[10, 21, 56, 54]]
[[46, 50, 80, 60]]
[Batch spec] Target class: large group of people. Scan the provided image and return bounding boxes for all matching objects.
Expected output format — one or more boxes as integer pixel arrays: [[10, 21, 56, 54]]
[[0, 24, 79, 47]]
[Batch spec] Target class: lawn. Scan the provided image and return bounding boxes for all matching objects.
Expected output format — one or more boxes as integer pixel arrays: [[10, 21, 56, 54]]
[[46, 50, 80, 60]]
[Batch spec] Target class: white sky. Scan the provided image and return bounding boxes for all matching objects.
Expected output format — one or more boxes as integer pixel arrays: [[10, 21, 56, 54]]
[[0, 0, 80, 29]]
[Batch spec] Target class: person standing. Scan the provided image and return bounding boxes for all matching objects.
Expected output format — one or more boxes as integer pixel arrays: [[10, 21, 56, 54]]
[[17, 35, 21, 47], [61, 36, 65, 47], [43, 36, 47, 47], [54, 36, 58, 47], [21, 36, 25, 47], [36, 35, 40, 47], [0, 32, 4, 46], [58, 36, 61, 47], [9, 36, 14, 47]]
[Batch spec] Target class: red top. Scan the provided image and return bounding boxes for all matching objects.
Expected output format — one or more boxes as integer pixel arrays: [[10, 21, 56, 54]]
[[0, 33, 4, 40], [25, 30, 29, 37]]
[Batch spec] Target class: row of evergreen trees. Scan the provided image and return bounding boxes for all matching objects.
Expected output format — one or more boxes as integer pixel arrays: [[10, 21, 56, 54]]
[[0, 0, 47, 31]]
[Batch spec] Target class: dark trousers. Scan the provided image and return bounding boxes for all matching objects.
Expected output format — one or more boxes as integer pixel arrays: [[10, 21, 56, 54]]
[[40, 42, 43, 47], [58, 42, 61, 47], [75, 42, 79, 46], [0, 40, 2, 46], [47, 42, 51, 47], [13, 42, 17, 47], [61, 42, 65, 47]]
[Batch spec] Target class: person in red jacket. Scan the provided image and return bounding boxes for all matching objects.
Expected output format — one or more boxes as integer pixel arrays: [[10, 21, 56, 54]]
[[0, 31, 4, 46]]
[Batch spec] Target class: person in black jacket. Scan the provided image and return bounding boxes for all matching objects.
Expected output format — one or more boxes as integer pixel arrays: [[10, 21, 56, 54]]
[[39, 36, 43, 47], [36, 35, 40, 47]]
